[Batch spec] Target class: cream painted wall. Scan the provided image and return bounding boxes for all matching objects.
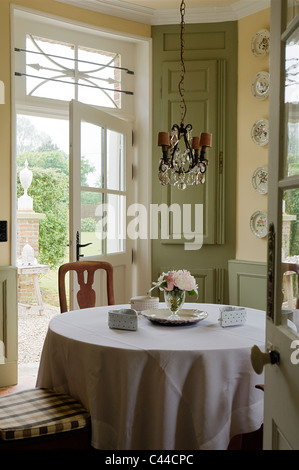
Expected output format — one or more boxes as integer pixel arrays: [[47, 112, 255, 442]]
[[236, 8, 270, 262], [0, 1, 12, 266], [0, 0, 150, 266]]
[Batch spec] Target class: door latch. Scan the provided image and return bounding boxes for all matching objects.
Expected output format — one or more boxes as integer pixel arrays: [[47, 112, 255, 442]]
[[76, 231, 92, 261]]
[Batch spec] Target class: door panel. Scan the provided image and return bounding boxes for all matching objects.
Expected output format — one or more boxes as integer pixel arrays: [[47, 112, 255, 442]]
[[69, 100, 133, 308], [161, 60, 220, 245]]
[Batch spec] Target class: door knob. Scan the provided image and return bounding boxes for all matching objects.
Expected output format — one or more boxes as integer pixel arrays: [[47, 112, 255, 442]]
[[251, 345, 280, 374]]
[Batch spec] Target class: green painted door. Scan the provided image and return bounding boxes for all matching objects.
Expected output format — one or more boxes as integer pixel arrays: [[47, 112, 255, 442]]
[[151, 22, 237, 304]]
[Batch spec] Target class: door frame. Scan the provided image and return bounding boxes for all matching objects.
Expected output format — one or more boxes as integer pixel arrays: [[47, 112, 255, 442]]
[[8, 4, 152, 386]]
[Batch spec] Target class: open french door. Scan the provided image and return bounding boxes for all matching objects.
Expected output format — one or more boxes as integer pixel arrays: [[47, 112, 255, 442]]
[[251, 0, 299, 449], [69, 99, 134, 308]]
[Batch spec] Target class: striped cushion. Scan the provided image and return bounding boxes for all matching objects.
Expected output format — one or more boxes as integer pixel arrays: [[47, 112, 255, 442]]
[[0, 388, 90, 441]]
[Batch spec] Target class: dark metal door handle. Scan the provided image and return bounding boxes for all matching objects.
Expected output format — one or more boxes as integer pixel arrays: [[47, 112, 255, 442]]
[[76, 231, 92, 261]]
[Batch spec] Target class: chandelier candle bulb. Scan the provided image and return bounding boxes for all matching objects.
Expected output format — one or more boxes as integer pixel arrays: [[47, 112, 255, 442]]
[[191, 136, 201, 149], [199, 133, 212, 148], [158, 132, 170, 146]]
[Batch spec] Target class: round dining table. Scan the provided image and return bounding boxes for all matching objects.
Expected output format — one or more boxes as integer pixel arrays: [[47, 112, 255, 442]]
[[36, 303, 265, 450]]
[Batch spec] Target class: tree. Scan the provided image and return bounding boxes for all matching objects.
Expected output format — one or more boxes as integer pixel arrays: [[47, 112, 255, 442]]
[[17, 115, 98, 267], [17, 115, 54, 154], [17, 166, 68, 269], [18, 150, 69, 179]]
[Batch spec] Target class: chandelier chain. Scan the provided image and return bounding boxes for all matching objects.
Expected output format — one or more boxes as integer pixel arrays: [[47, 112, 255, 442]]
[[157, 0, 212, 190], [179, 0, 186, 126]]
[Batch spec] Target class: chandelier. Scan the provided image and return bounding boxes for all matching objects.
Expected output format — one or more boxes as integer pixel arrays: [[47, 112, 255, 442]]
[[158, 0, 212, 190]]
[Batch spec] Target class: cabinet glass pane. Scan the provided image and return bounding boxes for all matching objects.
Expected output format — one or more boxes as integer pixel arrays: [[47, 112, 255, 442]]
[[107, 129, 125, 191], [281, 188, 299, 336], [284, 26, 299, 176], [81, 121, 104, 188]]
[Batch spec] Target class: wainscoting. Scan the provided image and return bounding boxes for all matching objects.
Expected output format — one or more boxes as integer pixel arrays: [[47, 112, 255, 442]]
[[228, 260, 267, 311]]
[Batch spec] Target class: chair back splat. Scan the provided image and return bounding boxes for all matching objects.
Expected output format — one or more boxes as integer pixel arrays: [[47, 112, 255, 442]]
[[58, 261, 115, 313]]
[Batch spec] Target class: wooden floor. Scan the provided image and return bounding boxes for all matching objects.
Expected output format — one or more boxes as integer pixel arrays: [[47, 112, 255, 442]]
[[0, 372, 37, 397]]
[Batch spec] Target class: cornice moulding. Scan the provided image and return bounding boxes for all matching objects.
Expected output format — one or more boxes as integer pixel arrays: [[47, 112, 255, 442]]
[[55, 0, 270, 25]]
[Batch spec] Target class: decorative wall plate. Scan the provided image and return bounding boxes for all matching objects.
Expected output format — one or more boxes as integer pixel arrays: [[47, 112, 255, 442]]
[[252, 167, 268, 194], [251, 119, 269, 146], [251, 29, 270, 56], [250, 210, 268, 238], [251, 72, 270, 100]]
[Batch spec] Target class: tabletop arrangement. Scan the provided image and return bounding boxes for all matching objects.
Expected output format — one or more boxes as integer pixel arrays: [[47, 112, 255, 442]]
[[106, 269, 250, 329]]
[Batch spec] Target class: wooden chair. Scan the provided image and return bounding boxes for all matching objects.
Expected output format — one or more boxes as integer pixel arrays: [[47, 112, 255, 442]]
[[0, 388, 91, 450], [58, 261, 115, 313]]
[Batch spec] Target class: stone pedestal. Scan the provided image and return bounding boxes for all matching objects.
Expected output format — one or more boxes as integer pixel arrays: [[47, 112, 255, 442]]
[[17, 211, 47, 307], [17, 161, 49, 311]]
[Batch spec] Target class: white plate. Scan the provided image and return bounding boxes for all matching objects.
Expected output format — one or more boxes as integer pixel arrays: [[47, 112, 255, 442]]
[[252, 167, 268, 194], [250, 210, 268, 238], [141, 309, 208, 326], [251, 71, 270, 100], [251, 119, 269, 146], [251, 29, 270, 56]]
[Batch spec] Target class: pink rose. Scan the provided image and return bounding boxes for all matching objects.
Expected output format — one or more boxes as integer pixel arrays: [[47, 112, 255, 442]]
[[164, 271, 177, 291], [173, 270, 197, 291]]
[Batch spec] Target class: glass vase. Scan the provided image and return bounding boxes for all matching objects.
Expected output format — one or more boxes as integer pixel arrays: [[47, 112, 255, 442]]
[[164, 289, 186, 319]]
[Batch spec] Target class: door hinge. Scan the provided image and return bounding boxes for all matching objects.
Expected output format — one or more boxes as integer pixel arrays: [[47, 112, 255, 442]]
[[132, 130, 134, 146], [132, 248, 134, 264]]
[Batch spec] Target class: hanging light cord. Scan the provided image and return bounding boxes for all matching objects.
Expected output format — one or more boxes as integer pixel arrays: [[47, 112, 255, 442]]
[[178, 0, 186, 127]]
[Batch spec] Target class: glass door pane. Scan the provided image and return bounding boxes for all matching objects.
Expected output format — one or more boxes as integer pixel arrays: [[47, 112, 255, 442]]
[[79, 114, 127, 257], [106, 194, 126, 254], [281, 188, 299, 336], [284, 25, 299, 177], [281, 18, 299, 335], [287, 0, 299, 26], [81, 121, 104, 188], [81, 191, 104, 256], [107, 129, 125, 191]]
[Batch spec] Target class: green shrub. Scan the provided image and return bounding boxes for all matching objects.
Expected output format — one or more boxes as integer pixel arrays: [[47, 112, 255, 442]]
[[17, 166, 68, 269], [81, 217, 97, 232]]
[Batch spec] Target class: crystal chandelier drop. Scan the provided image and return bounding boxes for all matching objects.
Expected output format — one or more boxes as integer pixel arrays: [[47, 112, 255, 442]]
[[158, 0, 212, 190]]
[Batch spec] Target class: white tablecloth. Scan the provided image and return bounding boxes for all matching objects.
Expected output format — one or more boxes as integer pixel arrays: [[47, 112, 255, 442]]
[[36, 303, 265, 450]]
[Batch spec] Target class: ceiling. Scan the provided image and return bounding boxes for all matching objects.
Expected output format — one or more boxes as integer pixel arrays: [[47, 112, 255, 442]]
[[107, 1, 240, 9], [56, 0, 270, 24]]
